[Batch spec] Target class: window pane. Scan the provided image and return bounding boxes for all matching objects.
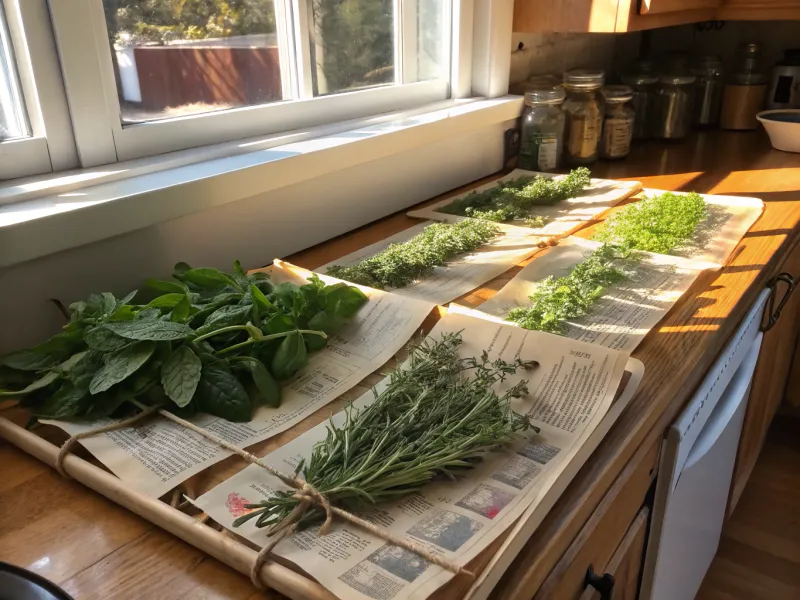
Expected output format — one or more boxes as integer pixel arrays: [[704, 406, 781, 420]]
[[102, 0, 284, 125], [0, 4, 29, 141], [310, 0, 449, 97]]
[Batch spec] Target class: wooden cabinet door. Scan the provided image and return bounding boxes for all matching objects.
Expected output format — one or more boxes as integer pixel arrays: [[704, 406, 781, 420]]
[[640, 0, 722, 15], [580, 509, 649, 600], [719, 0, 800, 20], [728, 240, 800, 516]]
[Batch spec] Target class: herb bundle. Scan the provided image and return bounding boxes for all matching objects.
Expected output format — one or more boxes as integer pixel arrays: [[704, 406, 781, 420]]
[[234, 332, 535, 530], [506, 244, 633, 334], [0, 262, 367, 422], [591, 191, 708, 254], [507, 191, 711, 333], [326, 220, 500, 289], [438, 168, 592, 223]]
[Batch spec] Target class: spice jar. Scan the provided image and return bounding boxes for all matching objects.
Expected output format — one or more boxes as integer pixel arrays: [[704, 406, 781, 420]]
[[519, 87, 566, 172], [600, 86, 635, 159], [721, 43, 768, 130], [654, 74, 696, 139], [562, 69, 605, 166], [691, 55, 724, 128], [622, 68, 658, 140]]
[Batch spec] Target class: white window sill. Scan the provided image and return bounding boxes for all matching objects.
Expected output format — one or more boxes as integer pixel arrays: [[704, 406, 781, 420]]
[[0, 96, 522, 269]]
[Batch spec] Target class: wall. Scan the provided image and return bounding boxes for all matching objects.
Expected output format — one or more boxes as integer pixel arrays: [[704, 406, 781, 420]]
[[645, 21, 800, 71], [509, 31, 642, 88], [0, 121, 509, 353]]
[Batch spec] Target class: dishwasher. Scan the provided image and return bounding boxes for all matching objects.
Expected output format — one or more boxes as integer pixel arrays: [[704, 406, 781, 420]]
[[640, 289, 771, 600]]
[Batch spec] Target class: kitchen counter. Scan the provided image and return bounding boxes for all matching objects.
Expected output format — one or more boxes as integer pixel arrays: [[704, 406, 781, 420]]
[[1, 130, 799, 600]]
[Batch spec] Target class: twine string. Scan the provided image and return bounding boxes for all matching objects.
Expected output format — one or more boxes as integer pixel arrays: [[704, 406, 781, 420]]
[[55, 405, 474, 585]]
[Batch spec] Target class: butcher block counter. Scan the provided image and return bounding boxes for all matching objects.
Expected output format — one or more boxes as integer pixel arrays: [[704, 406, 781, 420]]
[[1, 130, 799, 600]]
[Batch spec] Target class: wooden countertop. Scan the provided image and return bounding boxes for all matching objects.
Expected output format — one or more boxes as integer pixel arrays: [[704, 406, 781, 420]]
[[1, 130, 799, 600]]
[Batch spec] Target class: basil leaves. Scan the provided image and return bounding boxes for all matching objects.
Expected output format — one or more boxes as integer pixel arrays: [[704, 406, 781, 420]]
[[0, 262, 367, 423]]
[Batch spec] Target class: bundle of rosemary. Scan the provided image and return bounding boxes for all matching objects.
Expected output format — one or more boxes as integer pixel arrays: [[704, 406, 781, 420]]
[[438, 168, 592, 223], [234, 332, 536, 530], [326, 220, 500, 289]]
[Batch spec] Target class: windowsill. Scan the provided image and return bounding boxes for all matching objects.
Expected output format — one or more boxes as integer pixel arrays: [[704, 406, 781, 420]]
[[0, 96, 522, 269]]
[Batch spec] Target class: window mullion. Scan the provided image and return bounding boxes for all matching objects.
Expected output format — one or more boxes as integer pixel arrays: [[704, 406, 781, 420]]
[[399, 0, 418, 85], [292, 0, 315, 99], [48, 0, 118, 167], [275, 0, 298, 100]]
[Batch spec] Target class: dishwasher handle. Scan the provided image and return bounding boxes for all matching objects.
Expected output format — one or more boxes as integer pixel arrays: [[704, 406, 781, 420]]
[[584, 564, 615, 600], [682, 334, 762, 472]]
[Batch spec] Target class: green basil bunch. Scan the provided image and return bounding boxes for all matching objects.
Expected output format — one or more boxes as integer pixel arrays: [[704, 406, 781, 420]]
[[0, 262, 367, 422]]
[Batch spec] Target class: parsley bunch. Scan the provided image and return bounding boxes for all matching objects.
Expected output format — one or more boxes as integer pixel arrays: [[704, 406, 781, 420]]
[[438, 168, 592, 223], [506, 244, 632, 333], [591, 191, 708, 254], [234, 332, 535, 530], [327, 220, 500, 289]]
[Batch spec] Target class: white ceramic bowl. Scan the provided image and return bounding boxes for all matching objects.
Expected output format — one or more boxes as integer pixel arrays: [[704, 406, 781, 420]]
[[757, 109, 800, 153]]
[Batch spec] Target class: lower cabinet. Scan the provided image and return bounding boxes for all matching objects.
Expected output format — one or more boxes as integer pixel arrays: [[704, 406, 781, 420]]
[[580, 509, 649, 600], [728, 241, 800, 516], [529, 441, 659, 600]]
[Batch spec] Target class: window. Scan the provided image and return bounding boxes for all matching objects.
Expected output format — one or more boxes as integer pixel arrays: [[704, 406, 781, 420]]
[[1, 0, 512, 183], [51, 0, 454, 165], [0, 4, 28, 142]]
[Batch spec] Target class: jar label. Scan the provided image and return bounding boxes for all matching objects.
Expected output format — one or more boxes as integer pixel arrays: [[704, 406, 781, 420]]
[[537, 139, 558, 171], [519, 132, 559, 172], [603, 118, 633, 158]]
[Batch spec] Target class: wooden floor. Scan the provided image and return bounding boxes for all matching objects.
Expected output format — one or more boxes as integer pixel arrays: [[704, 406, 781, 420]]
[[696, 414, 800, 600]]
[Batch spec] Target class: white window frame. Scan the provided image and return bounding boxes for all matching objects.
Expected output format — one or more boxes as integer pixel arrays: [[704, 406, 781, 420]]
[[50, 0, 458, 166], [0, 0, 76, 180]]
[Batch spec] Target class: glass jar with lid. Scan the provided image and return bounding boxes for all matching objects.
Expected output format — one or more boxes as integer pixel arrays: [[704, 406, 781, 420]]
[[562, 69, 605, 165], [691, 55, 724, 127], [600, 85, 635, 159], [721, 42, 768, 130], [622, 66, 658, 140], [654, 74, 696, 139], [519, 87, 566, 172]]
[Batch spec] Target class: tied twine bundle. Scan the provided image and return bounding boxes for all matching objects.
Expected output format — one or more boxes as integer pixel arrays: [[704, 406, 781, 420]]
[[55, 406, 474, 589]]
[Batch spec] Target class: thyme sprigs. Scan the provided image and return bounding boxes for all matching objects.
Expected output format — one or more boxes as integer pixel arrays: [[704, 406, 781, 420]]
[[506, 244, 632, 334], [234, 332, 536, 530], [327, 220, 500, 289], [507, 191, 710, 333], [591, 191, 708, 254], [438, 168, 592, 223]]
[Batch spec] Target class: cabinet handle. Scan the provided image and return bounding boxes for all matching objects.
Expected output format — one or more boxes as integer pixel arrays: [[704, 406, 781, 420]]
[[761, 273, 795, 332], [584, 564, 615, 600]]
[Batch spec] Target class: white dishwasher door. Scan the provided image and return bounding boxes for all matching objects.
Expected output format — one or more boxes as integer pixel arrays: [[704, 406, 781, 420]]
[[642, 289, 769, 600]]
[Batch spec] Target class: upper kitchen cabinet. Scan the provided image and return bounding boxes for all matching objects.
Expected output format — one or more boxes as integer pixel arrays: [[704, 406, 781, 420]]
[[513, 0, 800, 33]]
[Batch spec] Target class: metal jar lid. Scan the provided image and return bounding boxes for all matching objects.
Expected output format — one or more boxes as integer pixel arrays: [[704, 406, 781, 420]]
[[524, 87, 566, 106], [563, 69, 605, 90], [602, 85, 634, 103]]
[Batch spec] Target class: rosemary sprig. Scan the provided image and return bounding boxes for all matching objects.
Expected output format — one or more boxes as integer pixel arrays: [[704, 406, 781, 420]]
[[506, 244, 633, 334], [438, 168, 592, 223], [591, 191, 708, 254], [234, 332, 536, 530], [327, 220, 500, 289]]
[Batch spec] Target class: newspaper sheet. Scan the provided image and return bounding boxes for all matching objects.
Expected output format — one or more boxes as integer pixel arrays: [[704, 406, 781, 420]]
[[319, 221, 545, 305], [408, 169, 642, 238], [458, 237, 718, 353], [638, 189, 763, 265], [195, 311, 634, 600], [43, 261, 435, 498]]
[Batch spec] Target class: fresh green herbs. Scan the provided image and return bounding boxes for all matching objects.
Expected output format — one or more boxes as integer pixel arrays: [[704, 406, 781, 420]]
[[0, 262, 367, 422], [591, 191, 708, 254], [234, 332, 535, 530], [508, 191, 711, 333], [506, 244, 632, 334], [438, 168, 592, 223], [327, 220, 500, 289]]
